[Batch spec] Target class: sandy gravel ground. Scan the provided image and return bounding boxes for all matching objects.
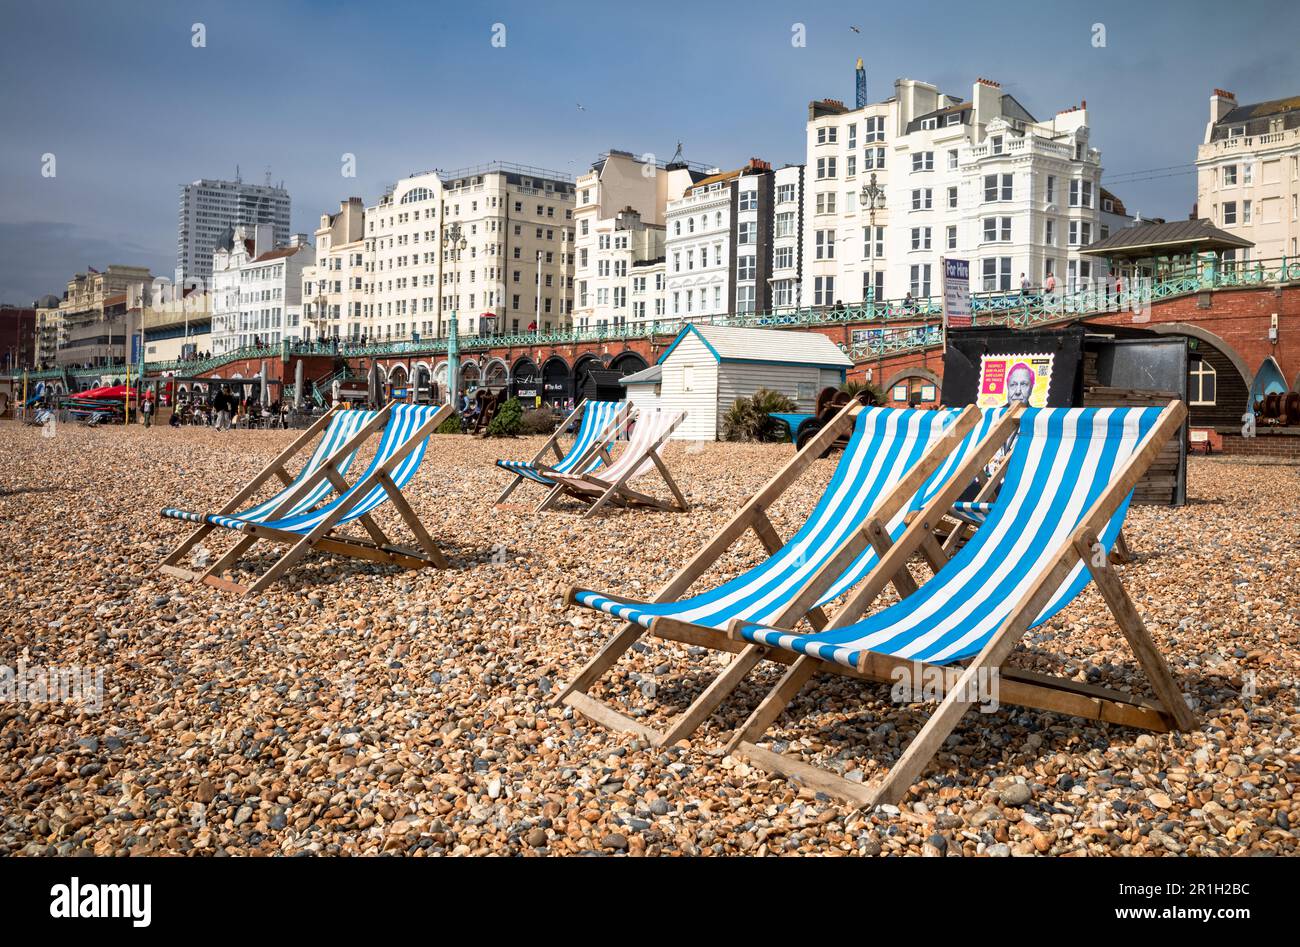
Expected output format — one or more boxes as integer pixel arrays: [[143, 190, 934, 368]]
[[0, 418, 1296, 856]]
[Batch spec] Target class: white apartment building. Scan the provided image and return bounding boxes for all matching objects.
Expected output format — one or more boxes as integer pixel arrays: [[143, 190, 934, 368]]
[[364, 162, 575, 342], [573, 151, 705, 330], [302, 198, 367, 342], [771, 164, 806, 310], [803, 76, 1110, 306], [209, 224, 312, 354], [176, 177, 291, 287], [664, 159, 786, 320], [1196, 89, 1300, 262]]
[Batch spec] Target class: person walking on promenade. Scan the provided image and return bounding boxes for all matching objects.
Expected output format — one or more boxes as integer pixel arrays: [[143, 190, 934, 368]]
[[141, 393, 153, 428], [215, 385, 233, 431]]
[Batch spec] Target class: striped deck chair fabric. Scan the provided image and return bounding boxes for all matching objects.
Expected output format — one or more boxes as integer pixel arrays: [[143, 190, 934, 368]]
[[495, 399, 625, 485], [160, 408, 377, 527], [230, 403, 442, 535], [736, 407, 1159, 669], [572, 406, 1003, 631], [550, 409, 680, 492]]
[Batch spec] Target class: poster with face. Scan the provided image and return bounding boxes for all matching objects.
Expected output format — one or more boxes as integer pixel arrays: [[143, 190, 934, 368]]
[[977, 353, 1054, 408]]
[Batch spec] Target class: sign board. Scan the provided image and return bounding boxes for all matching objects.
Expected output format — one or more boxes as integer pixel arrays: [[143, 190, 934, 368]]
[[942, 258, 972, 329], [976, 353, 1054, 408]]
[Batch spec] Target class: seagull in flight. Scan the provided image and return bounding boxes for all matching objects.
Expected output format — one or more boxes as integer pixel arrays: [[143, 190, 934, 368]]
[[850, 25, 861, 33], [576, 102, 587, 111]]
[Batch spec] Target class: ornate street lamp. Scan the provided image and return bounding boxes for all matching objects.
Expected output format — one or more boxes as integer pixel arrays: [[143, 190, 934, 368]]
[[442, 223, 468, 407], [859, 172, 886, 311]]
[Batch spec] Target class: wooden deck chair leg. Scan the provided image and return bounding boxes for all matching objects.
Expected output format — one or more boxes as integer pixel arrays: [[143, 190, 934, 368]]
[[554, 619, 647, 707], [535, 481, 566, 513], [378, 470, 448, 569], [581, 477, 627, 519], [244, 534, 316, 596], [201, 534, 259, 586], [161, 522, 216, 574], [496, 474, 526, 504], [725, 655, 819, 753], [649, 451, 689, 511], [657, 644, 769, 747], [1075, 531, 1196, 730]]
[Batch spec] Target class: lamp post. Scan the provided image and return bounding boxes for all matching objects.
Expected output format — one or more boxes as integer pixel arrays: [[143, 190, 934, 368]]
[[443, 223, 467, 407], [859, 172, 886, 313]]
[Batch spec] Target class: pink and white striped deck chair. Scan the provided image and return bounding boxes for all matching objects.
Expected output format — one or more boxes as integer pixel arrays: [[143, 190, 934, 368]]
[[538, 409, 688, 517]]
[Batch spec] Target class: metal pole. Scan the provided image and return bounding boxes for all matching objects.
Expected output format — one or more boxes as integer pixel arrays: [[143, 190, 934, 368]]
[[535, 250, 542, 333]]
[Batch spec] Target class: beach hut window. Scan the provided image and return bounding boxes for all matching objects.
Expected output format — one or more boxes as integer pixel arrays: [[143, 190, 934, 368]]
[[1189, 358, 1217, 406]]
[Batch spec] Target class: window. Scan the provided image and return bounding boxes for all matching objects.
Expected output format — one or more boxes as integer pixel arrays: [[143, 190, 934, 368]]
[[909, 264, 931, 297], [984, 173, 1013, 202], [816, 157, 837, 179], [1222, 165, 1237, 186], [846, 154, 857, 177], [863, 270, 884, 302], [1223, 201, 1237, 225], [777, 183, 796, 203], [815, 192, 837, 214], [814, 276, 835, 305], [817, 126, 838, 145], [1188, 357, 1217, 406], [738, 222, 756, 244], [910, 227, 932, 250], [774, 279, 794, 307], [864, 116, 886, 142], [1067, 221, 1092, 245], [1046, 176, 1056, 204], [1045, 220, 1055, 245], [991, 135, 1004, 155], [737, 286, 756, 313], [910, 188, 933, 211], [737, 255, 757, 280], [1242, 162, 1253, 185], [774, 246, 794, 269], [1068, 179, 1093, 208], [815, 229, 835, 259], [946, 225, 957, 250], [921, 117, 938, 131], [912, 151, 934, 172], [947, 149, 959, 170], [982, 257, 1012, 291], [862, 225, 884, 258], [1242, 200, 1253, 224], [739, 189, 758, 211], [847, 124, 857, 149], [775, 211, 796, 237], [947, 186, 958, 209], [982, 217, 1011, 242]]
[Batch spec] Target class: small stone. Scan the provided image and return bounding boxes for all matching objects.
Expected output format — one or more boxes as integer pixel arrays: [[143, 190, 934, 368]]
[[999, 783, 1032, 807], [602, 833, 628, 851]]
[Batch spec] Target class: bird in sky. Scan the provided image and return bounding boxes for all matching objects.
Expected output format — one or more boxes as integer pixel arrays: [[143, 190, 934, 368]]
[[850, 25, 861, 33], [576, 102, 587, 111]]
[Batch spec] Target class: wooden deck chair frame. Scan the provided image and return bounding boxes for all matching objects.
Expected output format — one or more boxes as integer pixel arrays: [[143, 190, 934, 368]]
[[200, 402, 455, 596], [536, 411, 688, 518], [724, 401, 1197, 809], [554, 400, 1016, 746], [159, 403, 350, 581], [494, 399, 632, 503]]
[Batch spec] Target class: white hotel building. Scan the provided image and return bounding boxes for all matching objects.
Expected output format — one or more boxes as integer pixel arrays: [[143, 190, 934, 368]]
[[803, 77, 1118, 306], [573, 151, 705, 330], [209, 223, 313, 354], [302, 197, 368, 342]]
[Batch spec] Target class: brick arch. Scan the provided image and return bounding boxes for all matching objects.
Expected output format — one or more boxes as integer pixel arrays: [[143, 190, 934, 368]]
[[1148, 323, 1253, 390], [882, 367, 942, 397]]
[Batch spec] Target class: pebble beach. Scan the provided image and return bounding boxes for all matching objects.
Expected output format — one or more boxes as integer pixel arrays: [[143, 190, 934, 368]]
[[1, 419, 1297, 857]]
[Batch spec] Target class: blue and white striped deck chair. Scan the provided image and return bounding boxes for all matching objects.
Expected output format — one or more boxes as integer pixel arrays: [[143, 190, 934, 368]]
[[556, 400, 1020, 746], [727, 403, 1197, 807], [159, 405, 378, 581], [197, 402, 454, 595], [495, 399, 631, 503]]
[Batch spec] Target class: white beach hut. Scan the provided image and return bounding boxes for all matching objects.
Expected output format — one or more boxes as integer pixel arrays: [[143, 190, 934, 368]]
[[652, 324, 853, 440]]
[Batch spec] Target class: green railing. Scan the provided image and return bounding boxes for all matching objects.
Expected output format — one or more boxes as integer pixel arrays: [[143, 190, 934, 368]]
[[18, 255, 1298, 383]]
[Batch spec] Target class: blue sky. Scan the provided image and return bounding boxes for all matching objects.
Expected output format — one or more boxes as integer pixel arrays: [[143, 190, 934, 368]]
[[1, 0, 1296, 303]]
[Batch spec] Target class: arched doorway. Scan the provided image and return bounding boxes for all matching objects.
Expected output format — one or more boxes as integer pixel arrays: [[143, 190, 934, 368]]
[[573, 353, 603, 399], [1154, 329, 1249, 427], [461, 360, 481, 393], [610, 351, 649, 377], [483, 358, 508, 391], [512, 357, 540, 402], [882, 368, 942, 407], [387, 363, 409, 399], [541, 356, 571, 406]]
